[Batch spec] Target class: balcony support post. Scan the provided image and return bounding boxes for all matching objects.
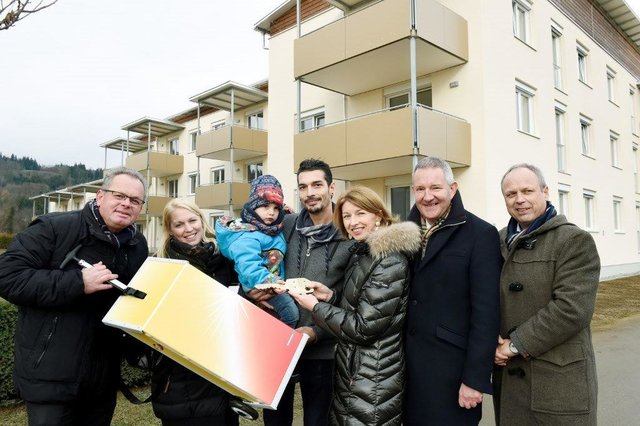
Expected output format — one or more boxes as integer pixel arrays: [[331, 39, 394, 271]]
[[410, 0, 419, 169], [296, 0, 302, 135], [229, 89, 236, 214]]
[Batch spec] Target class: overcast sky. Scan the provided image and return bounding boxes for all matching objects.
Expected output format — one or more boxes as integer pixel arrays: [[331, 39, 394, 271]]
[[0, 0, 283, 169], [2, 0, 640, 169]]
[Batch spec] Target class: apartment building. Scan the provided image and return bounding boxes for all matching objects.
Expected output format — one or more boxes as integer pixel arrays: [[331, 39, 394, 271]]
[[33, 0, 640, 277], [251, 0, 640, 278]]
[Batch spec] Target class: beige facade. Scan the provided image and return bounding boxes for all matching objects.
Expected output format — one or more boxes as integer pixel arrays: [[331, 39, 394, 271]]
[[34, 0, 640, 277]]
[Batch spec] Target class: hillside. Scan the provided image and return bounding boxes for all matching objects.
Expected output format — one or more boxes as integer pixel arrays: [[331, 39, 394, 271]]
[[0, 153, 102, 233]]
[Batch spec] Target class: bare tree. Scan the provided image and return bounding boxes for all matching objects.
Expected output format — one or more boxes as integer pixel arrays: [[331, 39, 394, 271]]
[[1, 0, 58, 31]]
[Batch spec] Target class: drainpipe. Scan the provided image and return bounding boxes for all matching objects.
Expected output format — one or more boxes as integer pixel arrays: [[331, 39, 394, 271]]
[[410, 0, 419, 171]]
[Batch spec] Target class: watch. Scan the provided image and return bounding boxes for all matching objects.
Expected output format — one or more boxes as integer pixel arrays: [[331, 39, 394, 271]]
[[508, 341, 519, 355]]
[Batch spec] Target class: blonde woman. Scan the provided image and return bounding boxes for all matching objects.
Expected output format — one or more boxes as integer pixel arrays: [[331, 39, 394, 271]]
[[291, 187, 421, 425]]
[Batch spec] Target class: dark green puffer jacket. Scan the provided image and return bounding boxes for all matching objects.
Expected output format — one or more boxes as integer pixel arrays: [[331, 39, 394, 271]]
[[312, 222, 421, 426]]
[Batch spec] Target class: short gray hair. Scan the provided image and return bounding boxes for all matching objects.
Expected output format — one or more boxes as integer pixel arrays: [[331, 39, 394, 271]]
[[500, 163, 546, 192], [413, 157, 455, 185], [102, 167, 148, 199]]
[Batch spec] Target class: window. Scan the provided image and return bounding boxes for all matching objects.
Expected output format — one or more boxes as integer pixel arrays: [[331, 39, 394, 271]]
[[247, 162, 263, 182], [613, 197, 623, 232], [577, 44, 588, 83], [189, 131, 198, 152], [188, 173, 197, 195], [636, 205, 640, 252], [607, 68, 616, 103], [390, 186, 411, 221], [515, 81, 535, 134], [209, 213, 223, 229], [301, 111, 326, 132], [558, 190, 569, 217], [555, 105, 566, 172], [551, 26, 563, 89], [388, 87, 433, 110], [169, 138, 179, 155], [247, 111, 264, 130], [580, 116, 592, 156], [635, 146, 640, 193], [583, 191, 595, 230], [210, 167, 225, 184], [212, 120, 226, 130], [610, 132, 619, 168], [512, 0, 531, 44], [168, 179, 178, 198], [632, 87, 638, 135]]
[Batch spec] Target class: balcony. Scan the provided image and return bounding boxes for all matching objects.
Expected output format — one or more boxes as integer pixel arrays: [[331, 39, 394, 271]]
[[294, 0, 468, 95], [145, 195, 173, 216], [126, 151, 184, 178], [196, 125, 268, 161], [195, 182, 251, 211], [294, 106, 470, 181]]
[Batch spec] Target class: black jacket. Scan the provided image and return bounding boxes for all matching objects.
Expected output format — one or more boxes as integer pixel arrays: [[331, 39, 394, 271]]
[[0, 203, 148, 403], [150, 243, 237, 422], [404, 191, 501, 425]]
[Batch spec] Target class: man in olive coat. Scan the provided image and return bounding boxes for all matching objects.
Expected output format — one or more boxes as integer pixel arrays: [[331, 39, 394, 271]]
[[493, 163, 599, 425], [404, 157, 501, 425]]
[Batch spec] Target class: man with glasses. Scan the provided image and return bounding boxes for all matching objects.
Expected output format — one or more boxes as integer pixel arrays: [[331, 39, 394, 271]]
[[0, 167, 149, 425]]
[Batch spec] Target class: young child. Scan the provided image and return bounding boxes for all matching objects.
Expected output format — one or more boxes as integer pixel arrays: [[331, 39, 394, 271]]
[[215, 174, 299, 328]]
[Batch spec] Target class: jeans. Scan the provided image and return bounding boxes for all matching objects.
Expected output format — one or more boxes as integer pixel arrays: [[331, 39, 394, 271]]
[[269, 293, 299, 328], [263, 358, 334, 426]]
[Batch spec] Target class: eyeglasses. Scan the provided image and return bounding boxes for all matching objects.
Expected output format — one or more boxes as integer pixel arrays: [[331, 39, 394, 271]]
[[101, 189, 145, 207]]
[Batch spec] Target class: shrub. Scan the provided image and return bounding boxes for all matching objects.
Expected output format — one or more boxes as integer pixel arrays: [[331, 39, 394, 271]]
[[0, 300, 18, 401], [0, 233, 14, 249]]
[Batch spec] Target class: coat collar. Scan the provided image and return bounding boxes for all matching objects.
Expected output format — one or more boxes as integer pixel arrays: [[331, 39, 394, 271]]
[[409, 191, 467, 270]]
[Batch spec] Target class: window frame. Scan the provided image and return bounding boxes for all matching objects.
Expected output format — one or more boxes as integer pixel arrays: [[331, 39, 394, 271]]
[[577, 44, 589, 84], [512, 0, 532, 44], [555, 103, 567, 172], [551, 25, 563, 90], [515, 80, 536, 134], [168, 179, 179, 198], [613, 197, 623, 232], [188, 173, 197, 195], [583, 191, 596, 231], [580, 116, 592, 157], [246, 162, 263, 183], [210, 166, 225, 185], [610, 131, 620, 168], [169, 138, 180, 155], [189, 130, 198, 152], [607, 67, 616, 103]]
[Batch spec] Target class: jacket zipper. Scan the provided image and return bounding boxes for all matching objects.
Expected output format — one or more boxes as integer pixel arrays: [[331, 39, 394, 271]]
[[34, 316, 58, 369]]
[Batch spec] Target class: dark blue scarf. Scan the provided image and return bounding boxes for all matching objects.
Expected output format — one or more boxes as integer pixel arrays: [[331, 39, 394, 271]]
[[506, 201, 557, 250]]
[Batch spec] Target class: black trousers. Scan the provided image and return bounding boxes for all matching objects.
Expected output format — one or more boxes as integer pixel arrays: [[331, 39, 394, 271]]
[[263, 358, 334, 426], [26, 392, 117, 426]]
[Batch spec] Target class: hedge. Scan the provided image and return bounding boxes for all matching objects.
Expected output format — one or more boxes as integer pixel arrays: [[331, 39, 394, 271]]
[[0, 233, 14, 250], [0, 299, 150, 403]]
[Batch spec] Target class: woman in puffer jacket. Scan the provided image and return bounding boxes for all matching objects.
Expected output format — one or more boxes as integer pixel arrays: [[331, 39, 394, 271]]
[[291, 186, 421, 426]]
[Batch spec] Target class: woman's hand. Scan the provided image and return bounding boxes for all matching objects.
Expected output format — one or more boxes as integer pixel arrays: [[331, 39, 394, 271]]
[[306, 281, 333, 302], [290, 291, 319, 311]]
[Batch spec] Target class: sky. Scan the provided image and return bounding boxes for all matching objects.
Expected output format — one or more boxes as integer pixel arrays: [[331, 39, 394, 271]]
[[3, 0, 640, 169], [0, 0, 283, 169]]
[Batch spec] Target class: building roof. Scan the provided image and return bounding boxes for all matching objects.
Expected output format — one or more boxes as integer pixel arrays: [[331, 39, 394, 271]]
[[189, 81, 268, 111], [100, 137, 148, 153], [121, 117, 184, 137], [596, 0, 640, 50]]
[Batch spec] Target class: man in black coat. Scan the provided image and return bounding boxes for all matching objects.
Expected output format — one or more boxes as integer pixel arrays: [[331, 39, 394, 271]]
[[0, 167, 148, 426], [404, 157, 501, 425]]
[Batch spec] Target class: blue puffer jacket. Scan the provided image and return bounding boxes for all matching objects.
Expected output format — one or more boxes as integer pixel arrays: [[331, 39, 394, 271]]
[[215, 217, 286, 291]]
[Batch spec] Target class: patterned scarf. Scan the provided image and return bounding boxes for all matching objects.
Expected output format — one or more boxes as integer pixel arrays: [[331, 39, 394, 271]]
[[294, 208, 338, 275], [90, 199, 136, 248], [505, 201, 557, 250], [420, 202, 452, 258], [240, 203, 284, 236]]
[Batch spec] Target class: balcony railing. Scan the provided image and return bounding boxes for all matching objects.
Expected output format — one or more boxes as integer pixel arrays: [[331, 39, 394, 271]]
[[294, 105, 470, 180], [195, 181, 251, 212], [125, 151, 184, 178], [196, 125, 267, 162], [294, 0, 468, 95]]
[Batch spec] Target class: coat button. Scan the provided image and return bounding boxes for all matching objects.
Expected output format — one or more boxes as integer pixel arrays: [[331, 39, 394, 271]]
[[409, 329, 416, 336], [508, 282, 524, 292], [411, 299, 418, 306]]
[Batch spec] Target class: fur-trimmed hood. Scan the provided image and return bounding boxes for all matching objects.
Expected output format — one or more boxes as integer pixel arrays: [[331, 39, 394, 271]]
[[367, 221, 422, 260]]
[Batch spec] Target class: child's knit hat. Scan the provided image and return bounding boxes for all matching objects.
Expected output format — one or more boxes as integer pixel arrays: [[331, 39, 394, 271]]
[[247, 175, 284, 211]]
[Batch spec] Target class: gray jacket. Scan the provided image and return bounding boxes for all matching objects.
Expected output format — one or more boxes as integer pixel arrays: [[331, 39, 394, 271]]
[[494, 215, 599, 425], [282, 212, 353, 360], [313, 222, 421, 425]]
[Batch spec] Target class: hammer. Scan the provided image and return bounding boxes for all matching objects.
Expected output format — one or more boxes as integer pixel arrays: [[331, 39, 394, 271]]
[[61, 244, 147, 299]]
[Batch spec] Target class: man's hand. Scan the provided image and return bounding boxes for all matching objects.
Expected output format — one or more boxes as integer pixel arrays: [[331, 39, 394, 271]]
[[82, 261, 117, 294], [494, 336, 517, 366], [458, 383, 483, 409], [296, 326, 317, 344]]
